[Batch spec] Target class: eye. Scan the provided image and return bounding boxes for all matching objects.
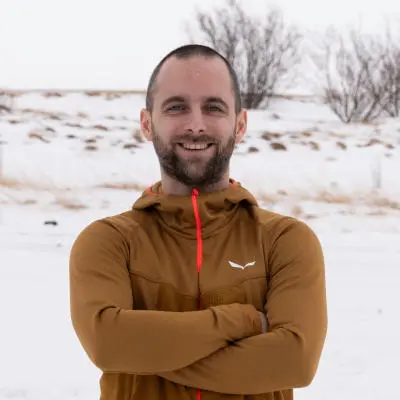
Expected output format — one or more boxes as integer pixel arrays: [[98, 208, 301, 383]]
[[206, 104, 223, 112], [167, 104, 186, 112]]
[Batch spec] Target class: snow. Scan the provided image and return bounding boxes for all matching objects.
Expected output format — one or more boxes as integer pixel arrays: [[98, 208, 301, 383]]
[[1, 91, 399, 399]]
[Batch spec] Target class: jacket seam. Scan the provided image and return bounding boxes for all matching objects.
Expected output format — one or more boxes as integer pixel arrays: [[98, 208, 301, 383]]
[[128, 270, 197, 300]]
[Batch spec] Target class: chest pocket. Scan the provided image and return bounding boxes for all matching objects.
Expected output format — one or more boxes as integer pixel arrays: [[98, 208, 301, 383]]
[[130, 272, 198, 312], [201, 276, 267, 311]]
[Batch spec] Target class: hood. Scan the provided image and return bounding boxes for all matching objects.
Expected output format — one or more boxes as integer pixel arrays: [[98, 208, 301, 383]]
[[132, 179, 258, 239]]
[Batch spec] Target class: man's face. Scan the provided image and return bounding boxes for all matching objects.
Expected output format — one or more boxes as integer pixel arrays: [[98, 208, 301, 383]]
[[141, 55, 247, 188]]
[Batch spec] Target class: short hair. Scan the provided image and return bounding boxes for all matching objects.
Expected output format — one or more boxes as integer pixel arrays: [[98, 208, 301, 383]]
[[145, 44, 242, 114]]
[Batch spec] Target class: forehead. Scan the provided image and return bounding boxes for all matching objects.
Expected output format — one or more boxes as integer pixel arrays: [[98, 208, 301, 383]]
[[153, 55, 234, 105]]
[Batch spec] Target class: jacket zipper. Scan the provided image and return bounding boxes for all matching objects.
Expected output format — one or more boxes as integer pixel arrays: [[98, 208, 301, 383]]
[[191, 188, 203, 400]]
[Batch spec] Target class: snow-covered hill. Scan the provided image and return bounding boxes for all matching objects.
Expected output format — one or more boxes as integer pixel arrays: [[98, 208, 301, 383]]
[[0, 90, 399, 400]]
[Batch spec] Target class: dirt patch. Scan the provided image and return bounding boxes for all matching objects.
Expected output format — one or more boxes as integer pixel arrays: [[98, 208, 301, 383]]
[[92, 124, 109, 131], [262, 132, 282, 141], [270, 142, 287, 151], [65, 122, 84, 128], [123, 143, 138, 149], [336, 141, 347, 150], [84, 145, 98, 151]]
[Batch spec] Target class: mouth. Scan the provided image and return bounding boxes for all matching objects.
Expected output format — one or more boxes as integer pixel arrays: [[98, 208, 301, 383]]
[[177, 142, 215, 152]]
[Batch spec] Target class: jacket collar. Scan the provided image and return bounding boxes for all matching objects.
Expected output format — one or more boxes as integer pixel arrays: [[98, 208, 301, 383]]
[[132, 179, 258, 239]]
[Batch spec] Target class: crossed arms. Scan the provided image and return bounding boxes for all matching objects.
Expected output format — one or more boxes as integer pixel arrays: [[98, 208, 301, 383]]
[[69, 218, 327, 395]]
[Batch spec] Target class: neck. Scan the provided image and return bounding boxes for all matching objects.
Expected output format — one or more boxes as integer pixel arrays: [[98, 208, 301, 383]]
[[160, 171, 231, 196]]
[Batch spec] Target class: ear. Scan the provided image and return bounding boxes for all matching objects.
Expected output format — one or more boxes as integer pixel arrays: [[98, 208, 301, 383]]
[[235, 109, 247, 144], [140, 108, 153, 142]]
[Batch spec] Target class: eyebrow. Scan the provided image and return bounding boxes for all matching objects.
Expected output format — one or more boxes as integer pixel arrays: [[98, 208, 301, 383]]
[[160, 96, 229, 110], [206, 97, 229, 110], [161, 96, 186, 109]]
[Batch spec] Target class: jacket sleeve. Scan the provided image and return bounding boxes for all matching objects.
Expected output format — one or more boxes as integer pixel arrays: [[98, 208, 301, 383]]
[[69, 219, 263, 375], [159, 219, 328, 395]]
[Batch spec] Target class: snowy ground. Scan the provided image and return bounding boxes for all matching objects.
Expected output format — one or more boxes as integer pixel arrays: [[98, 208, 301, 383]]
[[1, 91, 399, 399]]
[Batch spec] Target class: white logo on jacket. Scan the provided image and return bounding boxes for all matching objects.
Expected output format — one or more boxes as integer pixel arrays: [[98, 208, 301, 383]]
[[229, 260, 256, 270]]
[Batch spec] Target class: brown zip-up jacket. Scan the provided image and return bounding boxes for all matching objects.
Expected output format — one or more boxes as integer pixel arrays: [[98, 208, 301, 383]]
[[69, 180, 327, 400]]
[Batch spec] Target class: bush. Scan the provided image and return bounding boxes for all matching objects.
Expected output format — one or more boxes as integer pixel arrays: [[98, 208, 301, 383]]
[[187, 0, 302, 109], [312, 25, 400, 123]]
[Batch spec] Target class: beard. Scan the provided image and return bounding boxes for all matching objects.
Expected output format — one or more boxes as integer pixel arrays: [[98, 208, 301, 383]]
[[152, 125, 236, 188]]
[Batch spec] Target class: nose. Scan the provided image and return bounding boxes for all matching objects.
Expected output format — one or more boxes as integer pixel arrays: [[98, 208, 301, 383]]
[[184, 108, 206, 134]]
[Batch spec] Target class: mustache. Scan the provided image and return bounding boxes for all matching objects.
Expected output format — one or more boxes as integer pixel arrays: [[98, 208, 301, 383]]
[[172, 134, 218, 143]]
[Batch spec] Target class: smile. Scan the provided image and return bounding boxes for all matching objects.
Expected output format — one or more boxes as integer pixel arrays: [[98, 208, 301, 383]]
[[178, 143, 214, 151]]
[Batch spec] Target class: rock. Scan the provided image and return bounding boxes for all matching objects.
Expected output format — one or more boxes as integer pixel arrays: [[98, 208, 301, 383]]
[[44, 220, 58, 226]]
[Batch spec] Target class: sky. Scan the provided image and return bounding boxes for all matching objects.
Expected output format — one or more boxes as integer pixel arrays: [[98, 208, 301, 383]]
[[1, 0, 400, 90]]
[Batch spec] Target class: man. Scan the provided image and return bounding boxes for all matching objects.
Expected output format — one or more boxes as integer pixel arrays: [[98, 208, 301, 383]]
[[69, 44, 327, 400]]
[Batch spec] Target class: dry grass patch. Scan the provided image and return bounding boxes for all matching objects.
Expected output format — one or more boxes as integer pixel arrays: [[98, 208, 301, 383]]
[[369, 197, 400, 210], [47, 113, 63, 121], [248, 146, 260, 153], [20, 108, 67, 120], [0, 177, 22, 188], [336, 141, 347, 150], [0, 192, 38, 205], [84, 91, 103, 97], [92, 124, 109, 131], [42, 92, 63, 98], [314, 191, 353, 204], [28, 132, 51, 143], [132, 128, 145, 143], [98, 182, 147, 192], [84, 145, 98, 151], [54, 197, 87, 210], [0, 105, 12, 113], [0, 176, 54, 192], [308, 141, 320, 150], [364, 138, 383, 147], [20, 199, 37, 205], [84, 138, 97, 144]]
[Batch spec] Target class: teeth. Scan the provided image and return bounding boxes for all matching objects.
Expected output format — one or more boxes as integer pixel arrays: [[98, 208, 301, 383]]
[[181, 143, 209, 150]]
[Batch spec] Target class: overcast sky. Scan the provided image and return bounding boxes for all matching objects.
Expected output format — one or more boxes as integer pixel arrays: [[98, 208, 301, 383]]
[[1, 0, 399, 90]]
